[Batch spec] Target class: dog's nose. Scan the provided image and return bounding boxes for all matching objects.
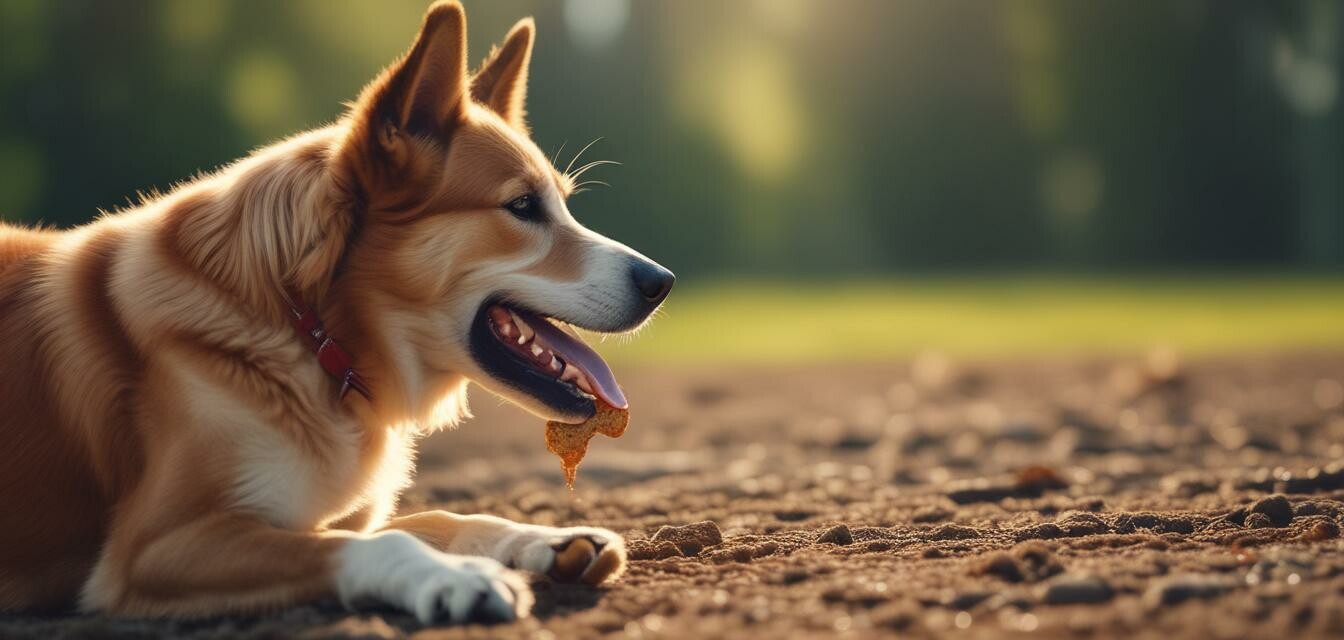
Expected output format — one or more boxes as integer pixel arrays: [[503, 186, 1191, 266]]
[[630, 260, 675, 304]]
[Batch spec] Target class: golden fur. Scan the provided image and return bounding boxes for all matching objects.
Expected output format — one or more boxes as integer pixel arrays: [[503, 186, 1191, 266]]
[[0, 2, 656, 623]]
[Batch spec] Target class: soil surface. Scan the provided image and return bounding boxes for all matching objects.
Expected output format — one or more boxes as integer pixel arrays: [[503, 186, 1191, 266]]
[[5, 352, 1344, 639]]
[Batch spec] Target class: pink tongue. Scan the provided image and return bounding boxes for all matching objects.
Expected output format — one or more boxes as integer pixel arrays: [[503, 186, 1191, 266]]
[[513, 309, 627, 410]]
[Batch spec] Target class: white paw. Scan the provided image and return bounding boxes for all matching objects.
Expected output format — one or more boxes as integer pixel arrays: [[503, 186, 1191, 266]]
[[508, 526, 628, 585], [405, 556, 530, 625], [337, 531, 533, 625]]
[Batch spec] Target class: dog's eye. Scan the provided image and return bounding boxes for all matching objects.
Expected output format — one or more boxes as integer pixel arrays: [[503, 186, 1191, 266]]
[[504, 195, 542, 221]]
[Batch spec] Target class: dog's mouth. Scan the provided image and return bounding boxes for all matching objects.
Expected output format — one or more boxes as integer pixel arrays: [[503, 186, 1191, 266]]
[[467, 301, 626, 422]]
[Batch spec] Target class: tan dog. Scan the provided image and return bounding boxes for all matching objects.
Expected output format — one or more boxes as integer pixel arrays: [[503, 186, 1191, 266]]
[[0, 1, 672, 624]]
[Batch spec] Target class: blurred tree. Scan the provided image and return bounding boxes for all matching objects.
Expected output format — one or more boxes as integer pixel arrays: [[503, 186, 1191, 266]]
[[1279, 0, 1343, 266], [0, 0, 1337, 277]]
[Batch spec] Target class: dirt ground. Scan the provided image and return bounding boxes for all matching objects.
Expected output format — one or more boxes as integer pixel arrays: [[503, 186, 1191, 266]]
[[5, 351, 1344, 639]]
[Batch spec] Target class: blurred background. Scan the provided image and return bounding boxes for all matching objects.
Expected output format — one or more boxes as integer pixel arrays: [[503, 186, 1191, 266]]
[[1, 0, 1342, 362]]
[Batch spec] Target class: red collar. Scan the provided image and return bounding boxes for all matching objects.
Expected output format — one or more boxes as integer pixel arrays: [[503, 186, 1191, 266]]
[[282, 287, 371, 401]]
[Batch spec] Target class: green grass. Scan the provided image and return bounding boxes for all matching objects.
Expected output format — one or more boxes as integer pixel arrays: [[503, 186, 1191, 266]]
[[591, 276, 1344, 364]]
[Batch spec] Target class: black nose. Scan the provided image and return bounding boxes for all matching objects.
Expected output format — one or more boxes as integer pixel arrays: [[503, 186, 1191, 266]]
[[630, 260, 675, 304]]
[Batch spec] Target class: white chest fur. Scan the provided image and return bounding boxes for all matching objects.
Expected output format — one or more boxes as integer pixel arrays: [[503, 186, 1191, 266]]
[[229, 422, 353, 530], [171, 349, 418, 532], [230, 421, 417, 531]]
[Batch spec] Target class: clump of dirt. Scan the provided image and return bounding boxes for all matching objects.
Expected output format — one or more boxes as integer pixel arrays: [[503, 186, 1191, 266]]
[[1302, 518, 1339, 541], [976, 542, 1064, 583], [648, 520, 723, 555], [626, 539, 683, 561]]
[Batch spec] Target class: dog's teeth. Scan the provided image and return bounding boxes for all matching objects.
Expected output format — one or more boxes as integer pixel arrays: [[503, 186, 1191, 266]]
[[510, 311, 534, 342], [531, 343, 544, 357], [499, 322, 516, 338], [517, 333, 528, 345], [576, 375, 595, 394], [549, 356, 562, 372], [560, 363, 580, 381]]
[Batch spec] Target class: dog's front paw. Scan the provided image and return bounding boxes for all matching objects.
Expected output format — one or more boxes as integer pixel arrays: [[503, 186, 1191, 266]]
[[406, 555, 530, 625], [513, 527, 627, 585], [337, 531, 533, 625]]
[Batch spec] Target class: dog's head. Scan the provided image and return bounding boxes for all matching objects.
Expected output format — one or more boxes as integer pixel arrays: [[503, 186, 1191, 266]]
[[331, 1, 671, 424]]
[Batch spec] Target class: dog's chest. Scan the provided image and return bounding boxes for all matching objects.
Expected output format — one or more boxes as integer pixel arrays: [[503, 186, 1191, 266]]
[[231, 422, 412, 531]]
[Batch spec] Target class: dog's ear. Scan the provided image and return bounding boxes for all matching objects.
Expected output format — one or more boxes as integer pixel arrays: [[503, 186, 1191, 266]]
[[470, 18, 534, 131], [366, 1, 470, 144]]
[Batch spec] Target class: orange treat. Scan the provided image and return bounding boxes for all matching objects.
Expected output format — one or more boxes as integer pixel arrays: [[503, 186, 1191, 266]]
[[545, 403, 629, 488]]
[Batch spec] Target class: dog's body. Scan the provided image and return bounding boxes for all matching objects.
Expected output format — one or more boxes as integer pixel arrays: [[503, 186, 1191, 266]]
[[0, 2, 670, 623]]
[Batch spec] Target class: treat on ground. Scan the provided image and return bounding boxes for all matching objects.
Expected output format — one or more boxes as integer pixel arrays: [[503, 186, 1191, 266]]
[[545, 402, 629, 488]]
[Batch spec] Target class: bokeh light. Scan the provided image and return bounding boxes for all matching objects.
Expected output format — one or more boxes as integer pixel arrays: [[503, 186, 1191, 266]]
[[564, 0, 629, 52]]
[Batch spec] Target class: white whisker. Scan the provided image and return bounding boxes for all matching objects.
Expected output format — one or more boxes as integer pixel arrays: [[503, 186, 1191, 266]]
[[568, 160, 621, 181], [564, 137, 604, 177], [573, 180, 611, 192], [549, 140, 569, 168]]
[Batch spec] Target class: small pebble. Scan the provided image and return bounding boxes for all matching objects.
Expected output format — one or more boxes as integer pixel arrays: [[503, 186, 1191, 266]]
[[816, 524, 854, 546], [1244, 512, 1273, 529], [870, 601, 919, 630], [1249, 494, 1294, 527], [946, 483, 1015, 505], [1041, 573, 1115, 605], [778, 569, 809, 585], [979, 553, 1024, 583], [943, 590, 994, 610], [1145, 574, 1238, 607], [1016, 465, 1068, 492]]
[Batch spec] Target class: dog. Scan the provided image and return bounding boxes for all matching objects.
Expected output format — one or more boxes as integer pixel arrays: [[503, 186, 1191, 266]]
[[0, 1, 673, 624]]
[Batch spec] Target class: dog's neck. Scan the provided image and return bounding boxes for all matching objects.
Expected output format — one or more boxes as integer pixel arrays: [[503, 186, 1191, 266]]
[[162, 128, 380, 399], [164, 127, 354, 316], [282, 285, 372, 402], [159, 125, 472, 431]]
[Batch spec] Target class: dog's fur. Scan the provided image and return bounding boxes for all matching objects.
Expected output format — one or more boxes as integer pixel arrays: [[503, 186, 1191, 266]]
[[0, 2, 669, 624]]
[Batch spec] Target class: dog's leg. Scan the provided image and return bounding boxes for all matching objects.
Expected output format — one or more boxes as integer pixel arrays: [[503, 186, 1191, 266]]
[[82, 512, 532, 624], [380, 511, 627, 585]]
